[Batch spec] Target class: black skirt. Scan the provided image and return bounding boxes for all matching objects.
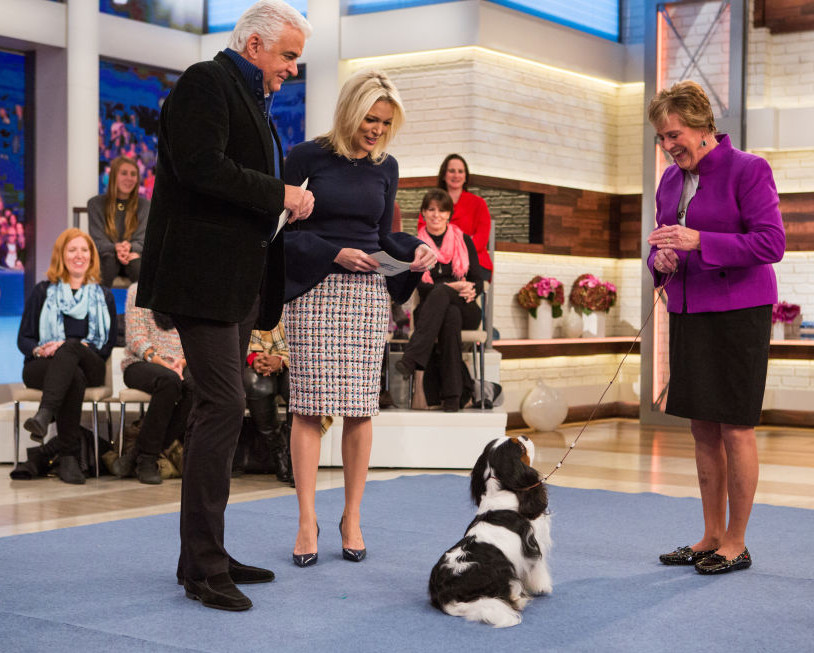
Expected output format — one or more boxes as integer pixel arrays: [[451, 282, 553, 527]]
[[666, 305, 772, 427]]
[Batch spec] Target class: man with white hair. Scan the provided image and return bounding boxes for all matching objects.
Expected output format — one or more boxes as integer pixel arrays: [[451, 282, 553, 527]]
[[137, 1, 313, 611]]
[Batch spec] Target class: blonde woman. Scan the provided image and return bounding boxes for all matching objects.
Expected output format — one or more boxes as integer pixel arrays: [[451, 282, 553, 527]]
[[283, 69, 436, 567], [87, 155, 149, 286]]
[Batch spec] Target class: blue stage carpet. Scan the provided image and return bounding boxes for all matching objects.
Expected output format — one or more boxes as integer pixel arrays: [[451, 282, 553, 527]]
[[0, 475, 811, 652]]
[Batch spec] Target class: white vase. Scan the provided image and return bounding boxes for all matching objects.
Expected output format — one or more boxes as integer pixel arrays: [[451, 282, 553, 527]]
[[521, 379, 568, 432], [528, 308, 554, 339], [582, 311, 607, 338], [562, 309, 583, 338], [772, 321, 785, 340]]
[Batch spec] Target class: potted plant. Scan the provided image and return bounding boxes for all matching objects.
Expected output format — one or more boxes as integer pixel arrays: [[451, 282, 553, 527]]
[[772, 301, 801, 340], [517, 276, 564, 339], [568, 273, 617, 337]]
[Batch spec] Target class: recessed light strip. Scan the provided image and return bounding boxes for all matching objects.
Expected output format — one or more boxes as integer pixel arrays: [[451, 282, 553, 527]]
[[348, 45, 642, 90]]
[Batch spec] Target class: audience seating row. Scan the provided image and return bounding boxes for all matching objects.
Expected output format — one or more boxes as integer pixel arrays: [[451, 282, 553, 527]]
[[10, 355, 151, 477]]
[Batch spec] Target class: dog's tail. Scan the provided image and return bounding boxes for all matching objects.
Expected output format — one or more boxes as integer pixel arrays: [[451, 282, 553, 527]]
[[442, 598, 522, 628]]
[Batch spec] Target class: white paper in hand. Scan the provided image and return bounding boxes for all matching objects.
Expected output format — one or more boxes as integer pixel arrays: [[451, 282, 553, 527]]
[[273, 177, 309, 240], [370, 251, 411, 276]]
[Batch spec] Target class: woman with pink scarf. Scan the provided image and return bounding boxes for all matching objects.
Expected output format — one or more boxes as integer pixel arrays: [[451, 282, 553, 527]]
[[395, 189, 483, 412]]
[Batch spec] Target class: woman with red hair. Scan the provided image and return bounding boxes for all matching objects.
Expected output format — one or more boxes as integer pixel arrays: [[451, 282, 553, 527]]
[[15, 228, 117, 484]]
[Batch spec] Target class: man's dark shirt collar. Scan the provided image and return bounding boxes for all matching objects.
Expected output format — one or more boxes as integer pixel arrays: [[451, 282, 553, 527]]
[[223, 48, 271, 114]]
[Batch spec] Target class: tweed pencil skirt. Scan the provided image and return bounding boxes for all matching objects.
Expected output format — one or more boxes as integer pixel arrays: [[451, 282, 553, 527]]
[[284, 273, 389, 417], [665, 305, 772, 427]]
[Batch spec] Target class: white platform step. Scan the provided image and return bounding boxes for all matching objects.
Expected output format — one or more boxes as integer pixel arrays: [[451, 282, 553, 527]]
[[318, 408, 507, 469]]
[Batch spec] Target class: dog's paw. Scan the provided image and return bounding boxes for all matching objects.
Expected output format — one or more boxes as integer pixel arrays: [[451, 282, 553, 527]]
[[527, 566, 553, 595], [491, 611, 522, 628]]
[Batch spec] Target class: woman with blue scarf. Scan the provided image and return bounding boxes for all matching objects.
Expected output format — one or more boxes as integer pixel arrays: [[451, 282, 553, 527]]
[[16, 228, 117, 484]]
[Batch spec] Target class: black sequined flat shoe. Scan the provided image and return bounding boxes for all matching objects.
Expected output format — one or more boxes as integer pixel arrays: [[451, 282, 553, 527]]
[[659, 545, 716, 566], [339, 516, 366, 562], [695, 548, 752, 575]]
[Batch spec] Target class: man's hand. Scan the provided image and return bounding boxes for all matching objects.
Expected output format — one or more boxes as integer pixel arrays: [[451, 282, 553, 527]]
[[284, 185, 314, 222]]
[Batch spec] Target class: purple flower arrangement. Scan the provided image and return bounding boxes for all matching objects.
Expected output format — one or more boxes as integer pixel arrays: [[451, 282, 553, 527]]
[[772, 301, 801, 324]]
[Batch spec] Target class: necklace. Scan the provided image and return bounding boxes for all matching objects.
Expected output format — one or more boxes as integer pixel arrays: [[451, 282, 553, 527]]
[[116, 201, 126, 211]]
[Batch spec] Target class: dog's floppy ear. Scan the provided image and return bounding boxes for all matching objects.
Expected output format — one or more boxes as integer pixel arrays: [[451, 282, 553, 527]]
[[518, 477, 548, 520], [470, 439, 498, 506]]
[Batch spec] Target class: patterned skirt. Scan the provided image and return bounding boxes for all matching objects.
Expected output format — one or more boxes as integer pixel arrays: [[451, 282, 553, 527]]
[[284, 273, 389, 417]]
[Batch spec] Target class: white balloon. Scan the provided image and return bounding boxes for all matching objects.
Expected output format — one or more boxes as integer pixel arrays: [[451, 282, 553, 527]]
[[521, 380, 568, 432]]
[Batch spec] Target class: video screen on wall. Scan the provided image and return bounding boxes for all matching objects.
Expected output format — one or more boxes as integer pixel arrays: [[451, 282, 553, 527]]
[[98, 59, 306, 198], [0, 49, 26, 316], [0, 49, 27, 383], [99, 0, 204, 34]]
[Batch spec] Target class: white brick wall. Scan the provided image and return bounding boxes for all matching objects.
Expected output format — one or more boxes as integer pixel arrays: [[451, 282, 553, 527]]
[[774, 251, 814, 319], [747, 0, 814, 193], [344, 49, 644, 194], [500, 354, 640, 415], [764, 360, 814, 411]]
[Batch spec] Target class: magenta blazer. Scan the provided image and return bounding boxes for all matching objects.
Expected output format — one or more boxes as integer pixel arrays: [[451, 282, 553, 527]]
[[647, 134, 786, 313]]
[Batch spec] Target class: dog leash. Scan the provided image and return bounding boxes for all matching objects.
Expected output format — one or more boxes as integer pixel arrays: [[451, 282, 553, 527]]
[[540, 270, 676, 481]]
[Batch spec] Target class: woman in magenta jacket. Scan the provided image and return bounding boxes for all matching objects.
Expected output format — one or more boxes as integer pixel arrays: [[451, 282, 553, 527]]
[[646, 81, 785, 576]]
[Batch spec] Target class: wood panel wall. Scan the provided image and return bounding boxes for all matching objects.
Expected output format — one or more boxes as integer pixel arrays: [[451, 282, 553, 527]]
[[754, 0, 814, 34], [779, 192, 814, 251], [398, 176, 814, 259]]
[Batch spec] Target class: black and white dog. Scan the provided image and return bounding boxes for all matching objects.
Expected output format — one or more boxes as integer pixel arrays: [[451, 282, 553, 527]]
[[428, 436, 552, 628]]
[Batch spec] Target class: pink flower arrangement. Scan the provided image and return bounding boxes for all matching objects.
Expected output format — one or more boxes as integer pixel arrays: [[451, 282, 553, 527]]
[[517, 276, 565, 319], [569, 273, 617, 314], [772, 301, 800, 324]]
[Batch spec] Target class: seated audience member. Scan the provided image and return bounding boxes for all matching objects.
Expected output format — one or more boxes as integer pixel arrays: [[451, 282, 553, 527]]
[[418, 153, 493, 281], [396, 189, 483, 412], [241, 324, 294, 485], [116, 282, 193, 485], [15, 229, 117, 484], [87, 155, 149, 287], [0, 228, 24, 269]]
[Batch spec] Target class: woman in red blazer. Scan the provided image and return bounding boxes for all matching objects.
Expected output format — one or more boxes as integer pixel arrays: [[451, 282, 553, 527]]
[[418, 154, 492, 279]]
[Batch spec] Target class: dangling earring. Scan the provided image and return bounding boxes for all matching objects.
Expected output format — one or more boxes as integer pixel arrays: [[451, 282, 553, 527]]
[[701, 139, 707, 147]]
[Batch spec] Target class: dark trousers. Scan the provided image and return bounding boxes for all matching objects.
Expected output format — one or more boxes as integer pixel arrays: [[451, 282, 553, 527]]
[[404, 285, 481, 401], [21, 339, 106, 455], [243, 367, 290, 434], [123, 362, 195, 455], [100, 251, 141, 287], [172, 296, 259, 581]]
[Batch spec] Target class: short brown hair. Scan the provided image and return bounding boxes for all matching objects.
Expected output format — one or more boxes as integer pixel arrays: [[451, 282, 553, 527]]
[[437, 154, 469, 192], [47, 228, 101, 285], [420, 188, 454, 215], [647, 80, 716, 134]]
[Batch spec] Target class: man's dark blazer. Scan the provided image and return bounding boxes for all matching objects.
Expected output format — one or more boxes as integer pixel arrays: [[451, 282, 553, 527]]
[[137, 52, 286, 330]]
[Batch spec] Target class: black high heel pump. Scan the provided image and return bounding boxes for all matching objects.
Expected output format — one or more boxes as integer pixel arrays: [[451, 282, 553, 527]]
[[292, 524, 320, 568], [339, 516, 366, 562]]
